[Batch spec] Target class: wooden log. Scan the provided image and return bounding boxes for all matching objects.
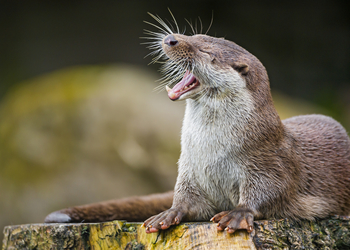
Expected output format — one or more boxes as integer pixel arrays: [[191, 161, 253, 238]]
[[3, 216, 350, 249]]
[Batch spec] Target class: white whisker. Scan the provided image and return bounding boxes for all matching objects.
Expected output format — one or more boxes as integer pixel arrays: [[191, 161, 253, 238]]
[[205, 11, 214, 35], [185, 18, 196, 35], [168, 8, 180, 34], [147, 13, 174, 35], [198, 16, 203, 34]]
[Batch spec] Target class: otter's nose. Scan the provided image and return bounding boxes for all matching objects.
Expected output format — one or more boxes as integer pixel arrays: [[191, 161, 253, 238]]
[[164, 35, 178, 47]]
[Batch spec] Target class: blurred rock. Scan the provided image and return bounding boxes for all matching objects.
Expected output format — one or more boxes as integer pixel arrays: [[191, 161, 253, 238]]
[[0, 65, 184, 231], [272, 91, 330, 120]]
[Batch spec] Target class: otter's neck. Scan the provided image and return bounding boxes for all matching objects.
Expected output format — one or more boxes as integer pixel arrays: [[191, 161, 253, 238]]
[[182, 91, 254, 151], [181, 88, 283, 154]]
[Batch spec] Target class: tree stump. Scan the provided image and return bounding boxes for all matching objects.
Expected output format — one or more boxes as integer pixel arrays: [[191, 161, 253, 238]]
[[3, 216, 350, 249]]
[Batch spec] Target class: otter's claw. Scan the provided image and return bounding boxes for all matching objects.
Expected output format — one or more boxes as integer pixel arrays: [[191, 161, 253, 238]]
[[144, 208, 184, 233], [211, 208, 254, 233]]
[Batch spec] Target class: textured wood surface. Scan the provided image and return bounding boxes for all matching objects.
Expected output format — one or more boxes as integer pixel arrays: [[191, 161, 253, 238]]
[[3, 216, 350, 249]]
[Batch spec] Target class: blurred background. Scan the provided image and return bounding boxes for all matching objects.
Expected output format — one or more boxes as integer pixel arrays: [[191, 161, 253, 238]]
[[1, 0, 349, 246]]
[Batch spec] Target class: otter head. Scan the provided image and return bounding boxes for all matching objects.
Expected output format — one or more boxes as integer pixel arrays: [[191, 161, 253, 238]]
[[144, 14, 270, 103]]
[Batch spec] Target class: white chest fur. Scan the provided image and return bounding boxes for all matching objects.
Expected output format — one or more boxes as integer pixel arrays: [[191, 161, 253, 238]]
[[178, 84, 254, 211]]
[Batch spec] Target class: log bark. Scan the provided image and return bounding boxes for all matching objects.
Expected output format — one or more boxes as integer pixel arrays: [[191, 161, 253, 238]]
[[3, 216, 350, 250]]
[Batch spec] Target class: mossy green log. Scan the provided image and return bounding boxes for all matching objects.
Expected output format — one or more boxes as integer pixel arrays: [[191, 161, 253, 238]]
[[3, 216, 350, 249]]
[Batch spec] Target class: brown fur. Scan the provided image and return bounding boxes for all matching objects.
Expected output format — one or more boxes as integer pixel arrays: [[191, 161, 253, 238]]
[[45, 191, 173, 223], [45, 32, 350, 231]]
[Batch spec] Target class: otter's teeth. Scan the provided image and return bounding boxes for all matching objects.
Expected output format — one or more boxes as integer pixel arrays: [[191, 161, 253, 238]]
[[169, 92, 177, 99], [166, 85, 172, 92]]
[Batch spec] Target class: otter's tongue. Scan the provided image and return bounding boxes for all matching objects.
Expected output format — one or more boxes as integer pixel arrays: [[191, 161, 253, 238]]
[[166, 70, 198, 100]]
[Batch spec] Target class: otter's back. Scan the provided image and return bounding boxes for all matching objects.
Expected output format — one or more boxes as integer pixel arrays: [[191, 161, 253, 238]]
[[283, 114, 350, 160], [283, 114, 350, 214]]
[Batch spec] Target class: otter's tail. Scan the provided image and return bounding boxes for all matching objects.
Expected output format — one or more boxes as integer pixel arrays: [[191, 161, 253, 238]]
[[44, 191, 174, 223]]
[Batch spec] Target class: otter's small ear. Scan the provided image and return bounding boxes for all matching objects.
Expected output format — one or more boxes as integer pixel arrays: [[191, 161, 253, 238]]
[[232, 63, 249, 75]]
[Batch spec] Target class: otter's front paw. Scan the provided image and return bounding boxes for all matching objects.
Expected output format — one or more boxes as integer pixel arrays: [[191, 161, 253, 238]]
[[143, 208, 184, 233], [210, 208, 254, 234]]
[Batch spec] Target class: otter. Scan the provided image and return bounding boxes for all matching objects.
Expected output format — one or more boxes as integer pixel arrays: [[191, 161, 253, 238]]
[[45, 15, 350, 234]]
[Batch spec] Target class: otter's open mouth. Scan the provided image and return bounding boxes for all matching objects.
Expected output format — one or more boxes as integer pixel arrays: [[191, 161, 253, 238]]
[[166, 70, 200, 101]]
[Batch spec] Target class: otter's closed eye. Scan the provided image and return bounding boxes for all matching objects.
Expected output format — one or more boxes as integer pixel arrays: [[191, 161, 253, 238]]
[[199, 49, 208, 53], [199, 49, 216, 62]]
